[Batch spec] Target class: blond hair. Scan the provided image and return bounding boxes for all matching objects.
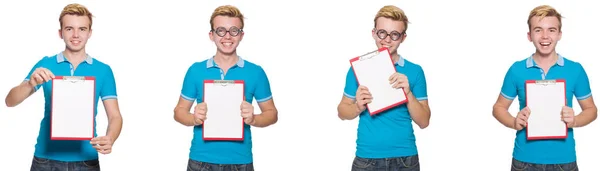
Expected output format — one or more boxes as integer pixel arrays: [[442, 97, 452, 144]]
[[528, 5, 563, 31], [374, 5, 409, 32], [210, 5, 245, 30], [59, 3, 93, 28]]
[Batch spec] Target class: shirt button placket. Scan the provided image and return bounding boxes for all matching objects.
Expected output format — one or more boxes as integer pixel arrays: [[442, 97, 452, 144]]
[[70, 64, 74, 76]]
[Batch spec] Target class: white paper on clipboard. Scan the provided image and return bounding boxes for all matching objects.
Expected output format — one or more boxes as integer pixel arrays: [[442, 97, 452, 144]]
[[202, 80, 244, 141], [526, 79, 567, 140], [51, 76, 95, 140]]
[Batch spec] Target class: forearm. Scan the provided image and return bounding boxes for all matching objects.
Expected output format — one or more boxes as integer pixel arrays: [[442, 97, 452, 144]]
[[337, 102, 360, 120], [106, 115, 123, 143], [174, 108, 197, 126], [573, 107, 598, 128], [405, 92, 430, 129], [250, 109, 278, 127], [493, 106, 516, 130], [5, 82, 35, 107]]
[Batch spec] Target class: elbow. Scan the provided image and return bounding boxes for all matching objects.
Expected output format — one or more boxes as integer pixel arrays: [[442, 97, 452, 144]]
[[492, 105, 502, 118], [173, 108, 180, 121], [417, 119, 430, 129], [5, 99, 15, 107], [271, 110, 279, 124], [337, 112, 349, 120], [336, 106, 352, 120]]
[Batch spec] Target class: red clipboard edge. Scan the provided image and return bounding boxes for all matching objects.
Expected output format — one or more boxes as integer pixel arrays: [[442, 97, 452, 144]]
[[349, 47, 409, 116], [50, 76, 96, 141], [524, 79, 568, 140], [201, 80, 245, 141]]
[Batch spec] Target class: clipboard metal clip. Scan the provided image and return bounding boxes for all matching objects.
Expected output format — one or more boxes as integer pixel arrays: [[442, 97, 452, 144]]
[[535, 80, 556, 86], [213, 80, 236, 86], [61, 76, 86, 83], [358, 49, 380, 61]]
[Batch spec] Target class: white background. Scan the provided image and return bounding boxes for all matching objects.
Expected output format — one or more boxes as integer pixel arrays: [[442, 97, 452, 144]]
[[0, 0, 598, 170]]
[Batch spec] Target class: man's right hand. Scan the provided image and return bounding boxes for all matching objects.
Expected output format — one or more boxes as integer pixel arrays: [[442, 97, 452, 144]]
[[355, 85, 372, 113], [514, 106, 530, 131], [28, 67, 54, 87], [193, 102, 207, 125]]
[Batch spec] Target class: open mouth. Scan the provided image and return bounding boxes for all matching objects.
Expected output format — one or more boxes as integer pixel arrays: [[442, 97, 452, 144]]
[[540, 42, 551, 47], [222, 42, 233, 47]]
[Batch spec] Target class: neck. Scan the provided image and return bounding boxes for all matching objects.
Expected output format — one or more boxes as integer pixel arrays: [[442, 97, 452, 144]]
[[532, 51, 558, 67], [214, 51, 239, 67], [63, 49, 87, 63], [390, 53, 400, 64]]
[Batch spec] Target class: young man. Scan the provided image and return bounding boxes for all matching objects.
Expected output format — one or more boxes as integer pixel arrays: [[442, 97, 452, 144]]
[[492, 5, 597, 171], [337, 5, 430, 171], [4, 3, 123, 171], [173, 5, 278, 171]]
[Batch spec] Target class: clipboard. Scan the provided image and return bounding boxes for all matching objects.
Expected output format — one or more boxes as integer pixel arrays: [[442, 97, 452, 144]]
[[349, 47, 408, 115], [525, 79, 568, 140], [50, 76, 96, 140], [202, 80, 245, 141]]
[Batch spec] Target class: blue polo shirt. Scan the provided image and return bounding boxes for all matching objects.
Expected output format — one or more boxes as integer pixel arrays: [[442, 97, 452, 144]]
[[500, 54, 592, 164], [23, 52, 118, 162], [343, 55, 428, 158], [180, 56, 273, 164]]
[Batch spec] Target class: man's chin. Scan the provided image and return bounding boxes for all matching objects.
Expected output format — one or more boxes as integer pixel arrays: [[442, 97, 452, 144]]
[[218, 49, 237, 56], [66, 46, 85, 52]]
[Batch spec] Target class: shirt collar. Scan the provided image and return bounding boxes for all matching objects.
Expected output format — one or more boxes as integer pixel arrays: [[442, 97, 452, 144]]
[[56, 52, 93, 64], [395, 54, 405, 67], [206, 56, 245, 68], [526, 53, 564, 68]]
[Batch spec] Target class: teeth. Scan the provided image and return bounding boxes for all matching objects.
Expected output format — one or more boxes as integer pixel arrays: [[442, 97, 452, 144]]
[[541, 43, 550, 46], [223, 43, 232, 46]]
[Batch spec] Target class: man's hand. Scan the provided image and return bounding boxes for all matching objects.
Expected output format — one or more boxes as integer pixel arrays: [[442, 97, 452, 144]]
[[514, 107, 530, 131], [29, 67, 54, 87], [193, 102, 207, 125], [355, 85, 372, 113], [90, 136, 114, 155], [561, 106, 576, 128], [389, 72, 410, 94], [241, 101, 254, 125]]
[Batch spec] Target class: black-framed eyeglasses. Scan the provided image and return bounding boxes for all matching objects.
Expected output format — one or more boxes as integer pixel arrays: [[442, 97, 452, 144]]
[[375, 29, 404, 41], [211, 26, 243, 37]]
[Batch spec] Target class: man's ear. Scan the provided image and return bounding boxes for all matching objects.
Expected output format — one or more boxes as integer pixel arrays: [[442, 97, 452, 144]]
[[399, 33, 407, 43], [59, 29, 63, 39], [371, 29, 377, 40], [527, 32, 532, 42], [209, 31, 215, 42], [238, 32, 244, 41]]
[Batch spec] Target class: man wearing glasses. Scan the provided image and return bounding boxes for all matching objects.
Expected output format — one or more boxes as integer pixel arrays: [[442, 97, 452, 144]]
[[337, 5, 430, 171], [173, 5, 278, 171]]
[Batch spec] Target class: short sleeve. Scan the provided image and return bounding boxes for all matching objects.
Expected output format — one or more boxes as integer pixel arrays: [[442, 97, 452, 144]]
[[411, 66, 428, 101], [254, 66, 273, 103], [100, 66, 118, 101], [574, 64, 592, 100], [180, 64, 198, 102], [500, 64, 517, 100], [343, 67, 358, 100]]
